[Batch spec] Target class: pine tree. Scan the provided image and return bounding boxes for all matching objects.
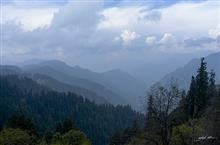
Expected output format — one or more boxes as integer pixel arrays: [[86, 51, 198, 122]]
[[55, 122, 62, 133], [55, 118, 78, 134], [208, 69, 216, 99], [145, 94, 157, 132], [186, 76, 197, 118], [130, 119, 140, 138], [205, 70, 219, 141], [62, 118, 77, 133], [195, 57, 209, 114]]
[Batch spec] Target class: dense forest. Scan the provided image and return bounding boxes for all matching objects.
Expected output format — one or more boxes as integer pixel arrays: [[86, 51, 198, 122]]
[[0, 58, 219, 145], [0, 75, 143, 145]]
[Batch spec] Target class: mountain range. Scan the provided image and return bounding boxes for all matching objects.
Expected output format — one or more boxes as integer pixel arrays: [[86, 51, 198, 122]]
[[22, 60, 146, 108], [0, 61, 147, 109], [1, 52, 219, 110]]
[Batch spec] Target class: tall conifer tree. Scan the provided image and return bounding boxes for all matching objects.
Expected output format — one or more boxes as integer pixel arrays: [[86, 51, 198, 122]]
[[195, 57, 209, 114]]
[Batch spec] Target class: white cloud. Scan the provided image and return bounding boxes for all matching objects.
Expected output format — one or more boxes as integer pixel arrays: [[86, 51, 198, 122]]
[[145, 36, 157, 45], [209, 28, 220, 39], [98, 1, 218, 38], [2, 6, 59, 31], [119, 29, 140, 44], [156, 1, 219, 37], [98, 7, 143, 30], [2, 1, 219, 67], [98, 6, 161, 30], [159, 33, 176, 44]]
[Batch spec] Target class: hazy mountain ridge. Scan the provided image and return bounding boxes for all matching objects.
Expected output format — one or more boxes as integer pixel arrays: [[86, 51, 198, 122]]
[[0, 65, 24, 75], [2, 52, 218, 109], [161, 52, 220, 89], [0, 65, 108, 104], [32, 73, 108, 104], [23, 60, 146, 108], [23, 65, 127, 105]]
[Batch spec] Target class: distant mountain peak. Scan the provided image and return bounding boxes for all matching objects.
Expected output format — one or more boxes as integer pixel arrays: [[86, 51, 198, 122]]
[[40, 59, 68, 66], [103, 68, 132, 76], [73, 65, 91, 72]]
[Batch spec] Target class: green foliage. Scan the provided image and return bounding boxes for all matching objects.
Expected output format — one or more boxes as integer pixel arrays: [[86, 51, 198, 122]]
[[0, 128, 32, 145], [51, 130, 91, 145], [172, 119, 205, 145]]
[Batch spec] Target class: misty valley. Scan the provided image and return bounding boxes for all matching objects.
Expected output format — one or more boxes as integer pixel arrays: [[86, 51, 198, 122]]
[[0, 52, 220, 145], [1, 1, 220, 145]]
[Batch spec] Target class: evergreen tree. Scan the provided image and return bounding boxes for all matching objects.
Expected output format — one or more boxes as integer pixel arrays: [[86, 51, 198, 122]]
[[109, 119, 141, 145], [55, 122, 63, 133], [186, 76, 197, 119], [144, 94, 157, 134], [208, 69, 216, 99], [62, 118, 77, 134], [195, 57, 209, 114], [128, 119, 140, 139], [55, 118, 78, 134]]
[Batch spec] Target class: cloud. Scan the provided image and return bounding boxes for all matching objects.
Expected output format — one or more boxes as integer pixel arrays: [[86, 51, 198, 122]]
[[2, 6, 58, 31], [145, 36, 157, 45], [184, 37, 215, 47], [209, 28, 220, 39], [118, 29, 140, 44], [98, 6, 161, 30], [159, 33, 176, 44], [2, 0, 219, 69], [98, 1, 218, 37]]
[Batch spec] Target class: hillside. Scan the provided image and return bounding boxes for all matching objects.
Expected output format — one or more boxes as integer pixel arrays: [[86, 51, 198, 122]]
[[0, 65, 108, 104], [23, 60, 146, 107], [23, 65, 127, 105], [0, 75, 143, 145]]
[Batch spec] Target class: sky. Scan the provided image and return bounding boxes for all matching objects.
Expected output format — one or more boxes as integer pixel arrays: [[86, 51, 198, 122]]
[[1, 0, 220, 72]]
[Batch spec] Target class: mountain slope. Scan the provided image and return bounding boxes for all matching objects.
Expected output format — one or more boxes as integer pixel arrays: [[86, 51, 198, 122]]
[[23, 65, 127, 105], [32, 73, 108, 104], [0, 65, 24, 75], [0, 65, 108, 104], [23, 60, 146, 108], [161, 52, 220, 89], [0, 75, 143, 145]]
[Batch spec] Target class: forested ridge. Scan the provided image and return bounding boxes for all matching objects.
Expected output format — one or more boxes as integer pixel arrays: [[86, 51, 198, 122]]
[[0, 57, 219, 145], [0, 75, 143, 145]]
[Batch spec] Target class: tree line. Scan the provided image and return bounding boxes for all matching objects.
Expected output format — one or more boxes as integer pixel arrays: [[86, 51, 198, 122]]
[[0, 114, 91, 145]]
